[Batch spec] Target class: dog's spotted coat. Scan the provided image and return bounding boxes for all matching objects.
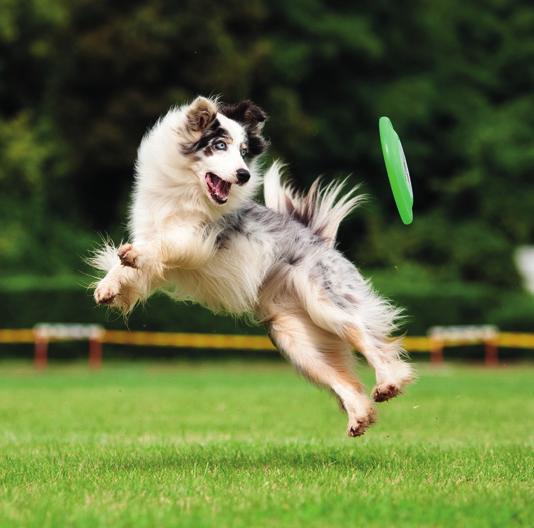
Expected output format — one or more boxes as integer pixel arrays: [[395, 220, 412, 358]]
[[92, 96, 414, 438]]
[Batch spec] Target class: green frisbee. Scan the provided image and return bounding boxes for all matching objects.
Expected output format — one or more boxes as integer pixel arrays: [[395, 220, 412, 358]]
[[379, 116, 413, 225]]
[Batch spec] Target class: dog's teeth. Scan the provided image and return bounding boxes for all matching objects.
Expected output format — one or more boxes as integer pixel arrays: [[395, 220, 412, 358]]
[[205, 172, 231, 203]]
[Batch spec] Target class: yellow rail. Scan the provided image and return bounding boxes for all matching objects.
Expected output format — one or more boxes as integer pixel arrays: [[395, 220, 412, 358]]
[[402, 336, 431, 352], [0, 329, 34, 343], [1, 329, 534, 351], [103, 330, 275, 350], [498, 332, 534, 348]]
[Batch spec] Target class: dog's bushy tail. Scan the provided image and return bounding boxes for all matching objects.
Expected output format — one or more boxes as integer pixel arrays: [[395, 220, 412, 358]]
[[264, 161, 365, 247]]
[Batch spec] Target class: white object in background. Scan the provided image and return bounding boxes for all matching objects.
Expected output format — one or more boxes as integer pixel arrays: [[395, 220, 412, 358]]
[[428, 325, 498, 342], [516, 246, 534, 294]]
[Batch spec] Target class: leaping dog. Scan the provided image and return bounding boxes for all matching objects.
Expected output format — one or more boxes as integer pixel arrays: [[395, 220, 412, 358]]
[[92, 96, 414, 437]]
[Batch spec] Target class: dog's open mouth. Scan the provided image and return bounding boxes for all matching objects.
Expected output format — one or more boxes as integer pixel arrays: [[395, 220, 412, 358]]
[[205, 172, 231, 204]]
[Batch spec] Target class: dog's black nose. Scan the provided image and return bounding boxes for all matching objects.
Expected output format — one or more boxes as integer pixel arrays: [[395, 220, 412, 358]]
[[236, 169, 250, 185]]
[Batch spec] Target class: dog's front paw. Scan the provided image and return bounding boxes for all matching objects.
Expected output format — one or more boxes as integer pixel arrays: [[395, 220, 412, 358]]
[[118, 243, 140, 269], [94, 280, 120, 305]]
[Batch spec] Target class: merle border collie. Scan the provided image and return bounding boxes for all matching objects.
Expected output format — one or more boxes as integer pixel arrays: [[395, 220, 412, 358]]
[[91, 96, 414, 437]]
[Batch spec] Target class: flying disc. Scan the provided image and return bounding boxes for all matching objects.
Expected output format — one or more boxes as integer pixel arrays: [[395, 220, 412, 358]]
[[379, 116, 413, 225]]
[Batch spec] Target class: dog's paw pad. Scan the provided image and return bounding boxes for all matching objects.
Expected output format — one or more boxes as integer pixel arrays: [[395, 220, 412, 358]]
[[347, 409, 375, 437], [348, 424, 366, 437], [94, 283, 119, 305], [118, 243, 138, 268], [372, 383, 401, 403]]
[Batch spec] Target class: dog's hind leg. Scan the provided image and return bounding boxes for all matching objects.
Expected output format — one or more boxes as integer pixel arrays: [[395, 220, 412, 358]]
[[344, 327, 414, 403], [289, 262, 414, 403], [265, 303, 375, 437]]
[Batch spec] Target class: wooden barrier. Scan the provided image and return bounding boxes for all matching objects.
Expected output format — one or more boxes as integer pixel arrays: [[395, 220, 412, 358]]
[[102, 330, 275, 351], [498, 332, 534, 348], [1, 328, 534, 368], [31, 325, 105, 369], [428, 326, 503, 366], [0, 329, 34, 343]]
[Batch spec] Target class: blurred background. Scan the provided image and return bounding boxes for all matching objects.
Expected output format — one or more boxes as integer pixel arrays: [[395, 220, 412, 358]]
[[1, 0, 533, 347]]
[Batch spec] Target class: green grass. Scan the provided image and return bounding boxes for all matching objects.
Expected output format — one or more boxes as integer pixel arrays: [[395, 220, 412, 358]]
[[0, 360, 532, 527]]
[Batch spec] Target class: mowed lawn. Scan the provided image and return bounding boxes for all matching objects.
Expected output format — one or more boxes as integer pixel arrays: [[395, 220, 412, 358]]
[[0, 360, 532, 527]]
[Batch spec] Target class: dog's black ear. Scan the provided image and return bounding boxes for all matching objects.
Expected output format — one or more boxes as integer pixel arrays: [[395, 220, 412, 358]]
[[186, 96, 218, 133], [220, 100, 268, 156], [220, 100, 267, 133]]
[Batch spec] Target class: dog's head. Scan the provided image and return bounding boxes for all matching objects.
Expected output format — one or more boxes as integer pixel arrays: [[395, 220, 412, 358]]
[[179, 96, 268, 209]]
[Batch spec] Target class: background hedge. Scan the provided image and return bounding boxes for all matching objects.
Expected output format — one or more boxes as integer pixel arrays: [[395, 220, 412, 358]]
[[3, 273, 533, 337]]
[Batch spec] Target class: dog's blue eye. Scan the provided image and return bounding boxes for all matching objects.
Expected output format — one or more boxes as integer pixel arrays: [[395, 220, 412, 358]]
[[214, 141, 227, 151], [240, 146, 248, 157]]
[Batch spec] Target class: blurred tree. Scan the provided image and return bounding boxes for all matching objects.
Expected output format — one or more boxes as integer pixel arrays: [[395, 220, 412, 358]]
[[0, 0, 532, 290]]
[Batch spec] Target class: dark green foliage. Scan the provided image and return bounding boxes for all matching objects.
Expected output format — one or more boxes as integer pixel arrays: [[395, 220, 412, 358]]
[[0, 278, 258, 335], [487, 292, 534, 332], [1, 1, 533, 328], [2, 275, 532, 335]]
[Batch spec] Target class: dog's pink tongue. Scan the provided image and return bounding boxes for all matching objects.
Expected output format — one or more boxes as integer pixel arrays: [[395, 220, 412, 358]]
[[216, 179, 230, 197]]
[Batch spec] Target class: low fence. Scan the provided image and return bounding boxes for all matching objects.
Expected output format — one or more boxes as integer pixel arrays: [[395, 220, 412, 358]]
[[0, 326, 533, 369]]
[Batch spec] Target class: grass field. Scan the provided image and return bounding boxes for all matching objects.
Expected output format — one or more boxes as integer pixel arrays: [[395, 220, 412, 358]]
[[0, 360, 532, 527]]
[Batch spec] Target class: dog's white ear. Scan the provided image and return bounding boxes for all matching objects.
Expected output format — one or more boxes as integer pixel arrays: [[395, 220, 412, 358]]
[[186, 96, 218, 132]]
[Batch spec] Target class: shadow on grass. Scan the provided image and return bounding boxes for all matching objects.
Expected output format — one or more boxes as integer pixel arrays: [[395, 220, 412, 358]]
[[90, 442, 459, 474], [85, 439, 531, 476], [4, 441, 528, 487]]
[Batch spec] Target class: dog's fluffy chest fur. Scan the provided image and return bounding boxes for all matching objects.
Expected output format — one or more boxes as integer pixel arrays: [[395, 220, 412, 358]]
[[162, 203, 318, 315]]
